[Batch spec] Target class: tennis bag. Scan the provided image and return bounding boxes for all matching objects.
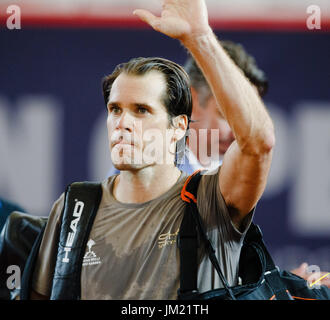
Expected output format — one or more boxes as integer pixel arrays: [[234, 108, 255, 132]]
[[0, 212, 47, 300], [177, 170, 330, 300]]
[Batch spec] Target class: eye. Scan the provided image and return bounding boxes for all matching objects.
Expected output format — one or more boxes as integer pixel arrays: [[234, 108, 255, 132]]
[[109, 105, 121, 114], [137, 106, 149, 114]]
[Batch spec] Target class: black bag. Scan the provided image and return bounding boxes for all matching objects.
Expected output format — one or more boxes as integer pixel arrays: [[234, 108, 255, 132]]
[[0, 182, 102, 300], [0, 211, 47, 300], [177, 170, 330, 300]]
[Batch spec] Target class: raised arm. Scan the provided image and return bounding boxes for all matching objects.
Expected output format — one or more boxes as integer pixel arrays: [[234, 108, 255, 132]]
[[134, 0, 275, 228]]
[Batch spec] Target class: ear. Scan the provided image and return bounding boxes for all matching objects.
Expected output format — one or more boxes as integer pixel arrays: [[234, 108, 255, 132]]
[[171, 114, 188, 141]]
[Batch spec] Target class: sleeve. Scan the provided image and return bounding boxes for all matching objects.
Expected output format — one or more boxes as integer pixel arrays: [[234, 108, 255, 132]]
[[31, 193, 65, 297], [197, 166, 254, 246]]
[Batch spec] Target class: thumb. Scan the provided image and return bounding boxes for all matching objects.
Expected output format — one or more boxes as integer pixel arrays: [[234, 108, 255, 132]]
[[297, 262, 309, 275], [291, 262, 308, 277], [299, 262, 309, 271], [133, 9, 161, 31]]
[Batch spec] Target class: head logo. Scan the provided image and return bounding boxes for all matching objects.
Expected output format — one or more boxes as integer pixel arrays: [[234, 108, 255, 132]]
[[62, 199, 84, 263]]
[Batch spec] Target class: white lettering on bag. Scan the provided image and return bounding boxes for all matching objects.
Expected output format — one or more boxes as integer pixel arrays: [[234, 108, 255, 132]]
[[62, 200, 85, 263]]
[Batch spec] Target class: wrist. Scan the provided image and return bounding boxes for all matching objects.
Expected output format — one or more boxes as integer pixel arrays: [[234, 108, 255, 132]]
[[180, 26, 214, 51]]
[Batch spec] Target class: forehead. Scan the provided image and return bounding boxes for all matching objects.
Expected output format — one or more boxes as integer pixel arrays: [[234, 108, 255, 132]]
[[108, 70, 167, 106]]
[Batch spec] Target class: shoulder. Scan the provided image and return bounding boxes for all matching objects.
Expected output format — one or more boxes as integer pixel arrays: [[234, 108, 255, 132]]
[[195, 166, 229, 223], [197, 167, 221, 198], [45, 192, 65, 229]]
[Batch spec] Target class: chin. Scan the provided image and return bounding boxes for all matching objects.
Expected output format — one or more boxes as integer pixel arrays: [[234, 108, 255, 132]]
[[111, 145, 142, 169], [112, 157, 145, 171], [113, 163, 140, 171], [112, 156, 149, 172]]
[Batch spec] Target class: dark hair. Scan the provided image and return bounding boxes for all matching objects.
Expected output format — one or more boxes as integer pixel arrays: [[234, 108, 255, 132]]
[[184, 40, 268, 105], [102, 57, 192, 121]]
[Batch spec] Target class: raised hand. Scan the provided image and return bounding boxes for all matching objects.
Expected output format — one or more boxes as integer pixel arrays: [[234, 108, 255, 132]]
[[133, 0, 212, 44]]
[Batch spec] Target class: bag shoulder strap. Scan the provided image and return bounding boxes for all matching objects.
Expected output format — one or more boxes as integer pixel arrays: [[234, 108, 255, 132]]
[[20, 182, 102, 300], [178, 170, 235, 300], [177, 171, 201, 297], [50, 181, 102, 300]]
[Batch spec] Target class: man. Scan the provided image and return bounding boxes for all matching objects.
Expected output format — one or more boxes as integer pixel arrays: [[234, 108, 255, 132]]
[[31, 0, 275, 299]]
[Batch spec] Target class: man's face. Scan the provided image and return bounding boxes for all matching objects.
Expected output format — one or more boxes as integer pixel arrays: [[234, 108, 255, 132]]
[[106, 71, 175, 170], [190, 93, 235, 159]]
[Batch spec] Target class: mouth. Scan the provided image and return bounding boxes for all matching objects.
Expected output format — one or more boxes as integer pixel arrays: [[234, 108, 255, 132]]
[[111, 137, 135, 148], [115, 141, 134, 146]]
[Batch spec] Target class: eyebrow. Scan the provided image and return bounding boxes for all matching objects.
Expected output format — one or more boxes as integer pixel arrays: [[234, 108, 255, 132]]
[[107, 102, 153, 110]]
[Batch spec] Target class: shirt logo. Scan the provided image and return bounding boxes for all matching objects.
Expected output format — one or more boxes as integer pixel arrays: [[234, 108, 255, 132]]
[[158, 229, 179, 249], [83, 239, 102, 266]]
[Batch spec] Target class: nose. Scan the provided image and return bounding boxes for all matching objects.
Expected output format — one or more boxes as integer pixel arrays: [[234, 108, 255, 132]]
[[115, 110, 133, 133]]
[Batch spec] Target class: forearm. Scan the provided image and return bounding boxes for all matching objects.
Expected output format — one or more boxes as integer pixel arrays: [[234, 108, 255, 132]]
[[182, 32, 275, 155]]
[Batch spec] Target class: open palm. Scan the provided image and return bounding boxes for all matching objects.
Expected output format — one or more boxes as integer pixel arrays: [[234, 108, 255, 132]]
[[134, 0, 210, 42]]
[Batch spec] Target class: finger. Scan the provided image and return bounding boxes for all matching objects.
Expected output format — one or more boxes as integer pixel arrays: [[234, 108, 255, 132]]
[[298, 262, 308, 272], [133, 9, 161, 31], [320, 278, 330, 288], [291, 262, 309, 277]]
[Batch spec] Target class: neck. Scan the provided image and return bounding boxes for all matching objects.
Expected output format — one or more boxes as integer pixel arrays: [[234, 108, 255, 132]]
[[113, 164, 181, 203]]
